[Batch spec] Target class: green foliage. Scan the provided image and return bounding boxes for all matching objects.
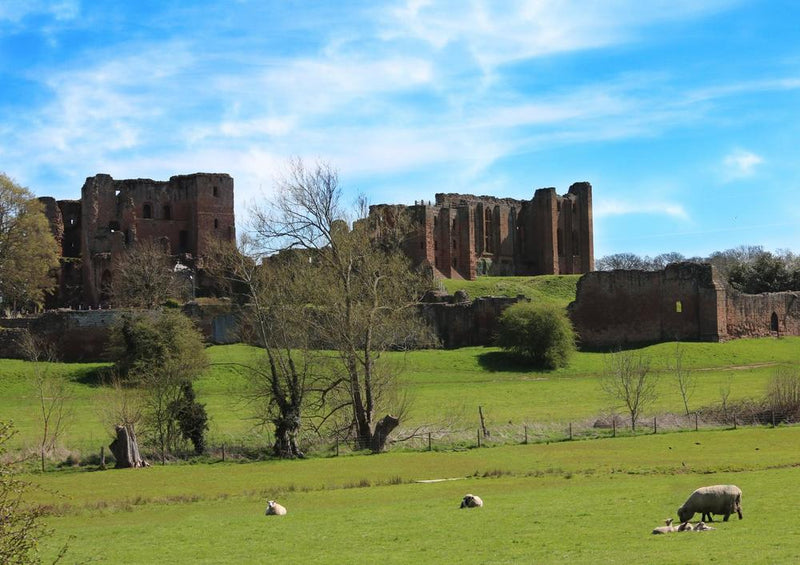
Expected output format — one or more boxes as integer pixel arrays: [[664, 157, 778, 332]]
[[495, 301, 576, 369], [0, 173, 60, 312], [0, 421, 48, 564], [728, 250, 800, 293], [107, 310, 207, 382], [168, 382, 209, 455]]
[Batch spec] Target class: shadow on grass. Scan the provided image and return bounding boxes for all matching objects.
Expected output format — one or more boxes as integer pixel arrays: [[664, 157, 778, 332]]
[[73, 365, 113, 387], [477, 350, 551, 373]]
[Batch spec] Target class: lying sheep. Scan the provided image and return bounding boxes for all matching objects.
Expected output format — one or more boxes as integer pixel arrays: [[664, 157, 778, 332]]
[[651, 518, 676, 535], [677, 485, 742, 523], [460, 494, 483, 508], [692, 521, 715, 531], [265, 500, 287, 516]]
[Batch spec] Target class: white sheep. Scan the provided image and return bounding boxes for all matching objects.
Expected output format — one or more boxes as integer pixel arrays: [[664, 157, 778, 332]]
[[677, 485, 742, 523], [265, 500, 287, 516], [692, 521, 715, 531], [651, 518, 676, 535], [460, 494, 483, 508]]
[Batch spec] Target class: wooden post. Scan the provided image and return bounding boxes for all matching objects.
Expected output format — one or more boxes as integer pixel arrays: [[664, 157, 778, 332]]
[[569, 423, 573, 441], [477, 429, 482, 448], [100, 446, 105, 469], [428, 432, 432, 452], [653, 416, 657, 434], [612, 419, 616, 438], [222, 443, 225, 462], [335, 437, 340, 457], [479, 406, 489, 437], [695, 412, 699, 432], [733, 412, 737, 430], [524, 425, 528, 445], [772, 410, 776, 428]]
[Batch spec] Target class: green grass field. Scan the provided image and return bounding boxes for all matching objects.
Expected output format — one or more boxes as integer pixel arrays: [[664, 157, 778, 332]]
[[2, 336, 800, 454], [25, 426, 800, 564]]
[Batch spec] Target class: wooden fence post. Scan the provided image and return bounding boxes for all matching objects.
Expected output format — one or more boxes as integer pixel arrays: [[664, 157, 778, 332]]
[[428, 432, 432, 452], [477, 429, 482, 448], [695, 412, 699, 432], [612, 419, 616, 438], [653, 416, 657, 434], [222, 443, 226, 462], [524, 425, 528, 445], [569, 422, 573, 441]]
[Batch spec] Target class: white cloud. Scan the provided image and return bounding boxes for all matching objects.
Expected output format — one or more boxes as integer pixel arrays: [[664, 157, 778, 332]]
[[595, 199, 689, 220], [722, 149, 764, 180]]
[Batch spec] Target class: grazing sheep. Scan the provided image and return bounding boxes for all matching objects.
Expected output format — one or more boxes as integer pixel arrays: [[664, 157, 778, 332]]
[[677, 485, 742, 523], [265, 500, 287, 516], [460, 494, 483, 508], [652, 518, 676, 535]]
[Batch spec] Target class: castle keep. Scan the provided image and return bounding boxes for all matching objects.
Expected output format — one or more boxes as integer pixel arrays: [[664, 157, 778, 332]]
[[40, 173, 235, 308], [371, 182, 593, 280]]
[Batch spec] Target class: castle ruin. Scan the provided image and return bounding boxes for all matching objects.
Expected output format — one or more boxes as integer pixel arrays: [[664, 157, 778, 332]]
[[370, 182, 594, 280], [40, 173, 235, 308]]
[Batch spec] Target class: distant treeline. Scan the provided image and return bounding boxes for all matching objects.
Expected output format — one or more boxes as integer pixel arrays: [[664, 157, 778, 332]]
[[596, 246, 800, 294]]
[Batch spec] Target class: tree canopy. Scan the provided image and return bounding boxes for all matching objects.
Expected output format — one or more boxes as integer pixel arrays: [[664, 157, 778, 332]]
[[0, 173, 59, 312], [495, 301, 576, 369]]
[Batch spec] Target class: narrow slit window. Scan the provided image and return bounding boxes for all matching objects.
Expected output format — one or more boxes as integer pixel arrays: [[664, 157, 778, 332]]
[[675, 300, 682, 313]]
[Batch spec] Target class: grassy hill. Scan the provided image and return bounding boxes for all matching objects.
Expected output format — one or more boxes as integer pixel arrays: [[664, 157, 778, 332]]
[[440, 274, 581, 308]]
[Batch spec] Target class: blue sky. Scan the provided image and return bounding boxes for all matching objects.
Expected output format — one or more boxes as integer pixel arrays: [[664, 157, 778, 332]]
[[1, 0, 798, 259]]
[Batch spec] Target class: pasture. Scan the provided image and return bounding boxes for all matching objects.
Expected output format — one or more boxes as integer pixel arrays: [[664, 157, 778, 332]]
[[26, 426, 800, 564], [2, 337, 800, 454]]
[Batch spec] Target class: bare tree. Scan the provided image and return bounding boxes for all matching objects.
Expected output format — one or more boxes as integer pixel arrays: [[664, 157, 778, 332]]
[[601, 349, 658, 432], [668, 341, 695, 415], [18, 332, 72, 472], [249, 159, 434, 452], [109, 238, 182, 308], [206, 236, 326, 458]]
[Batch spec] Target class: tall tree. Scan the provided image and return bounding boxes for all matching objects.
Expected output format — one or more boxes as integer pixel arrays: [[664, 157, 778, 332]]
[[206, 236, 323, 458], [250, 159, 434, 452], [0, 173, 60, 313]]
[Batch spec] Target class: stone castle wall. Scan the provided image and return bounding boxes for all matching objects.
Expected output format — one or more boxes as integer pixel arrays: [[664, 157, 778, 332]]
[[569, 262, 800, 349], [370, 182, 593, 281]]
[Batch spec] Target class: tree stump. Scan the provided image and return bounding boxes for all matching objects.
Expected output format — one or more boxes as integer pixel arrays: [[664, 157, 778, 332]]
[[109, 424, 147, 468]]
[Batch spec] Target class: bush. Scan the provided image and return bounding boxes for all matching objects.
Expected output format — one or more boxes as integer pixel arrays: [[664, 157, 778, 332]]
[[495, 302, 576, 369]]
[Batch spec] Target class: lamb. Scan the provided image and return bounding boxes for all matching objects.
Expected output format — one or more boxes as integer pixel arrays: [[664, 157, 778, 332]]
[[265, 500, 287, 516], [651, 518, 676, 535], [677, 485, 742, 523], [460, 494, 483, 508], [692, 521, 715, 531]]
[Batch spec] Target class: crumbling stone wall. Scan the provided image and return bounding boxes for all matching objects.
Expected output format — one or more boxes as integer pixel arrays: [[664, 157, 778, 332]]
[[419, 291, 524, 348], [370, 182, 593, 281], [726, 290, 800, 338], [568, 263, 726, 350], [569, 262, 800, 349]]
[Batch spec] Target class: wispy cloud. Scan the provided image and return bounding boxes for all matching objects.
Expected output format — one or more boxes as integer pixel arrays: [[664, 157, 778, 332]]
[[595, 199, 689, 220], [721, 149, 764, 181]]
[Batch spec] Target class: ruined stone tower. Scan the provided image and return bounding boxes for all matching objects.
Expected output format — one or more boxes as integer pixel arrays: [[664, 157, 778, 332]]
[[41, 173, 235, 307]]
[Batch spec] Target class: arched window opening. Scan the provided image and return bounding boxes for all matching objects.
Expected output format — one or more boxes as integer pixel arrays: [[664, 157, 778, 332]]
[[676, 300, 683, 313], [143, 203, 152, 219], [163, 205, 172, 220], [213, 186, 219, 197], [771, 312, 779, 333], [214, 218, 219, 229]]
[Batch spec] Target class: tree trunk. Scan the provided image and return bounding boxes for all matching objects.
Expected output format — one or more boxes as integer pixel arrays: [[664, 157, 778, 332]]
[[369, 414, 399, 453], [109, 424, 147, 468], [272, 412, 304, 459]]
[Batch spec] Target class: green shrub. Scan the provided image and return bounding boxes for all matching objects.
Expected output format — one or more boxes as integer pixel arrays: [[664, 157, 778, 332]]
[[495, 301, 576, 369]]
